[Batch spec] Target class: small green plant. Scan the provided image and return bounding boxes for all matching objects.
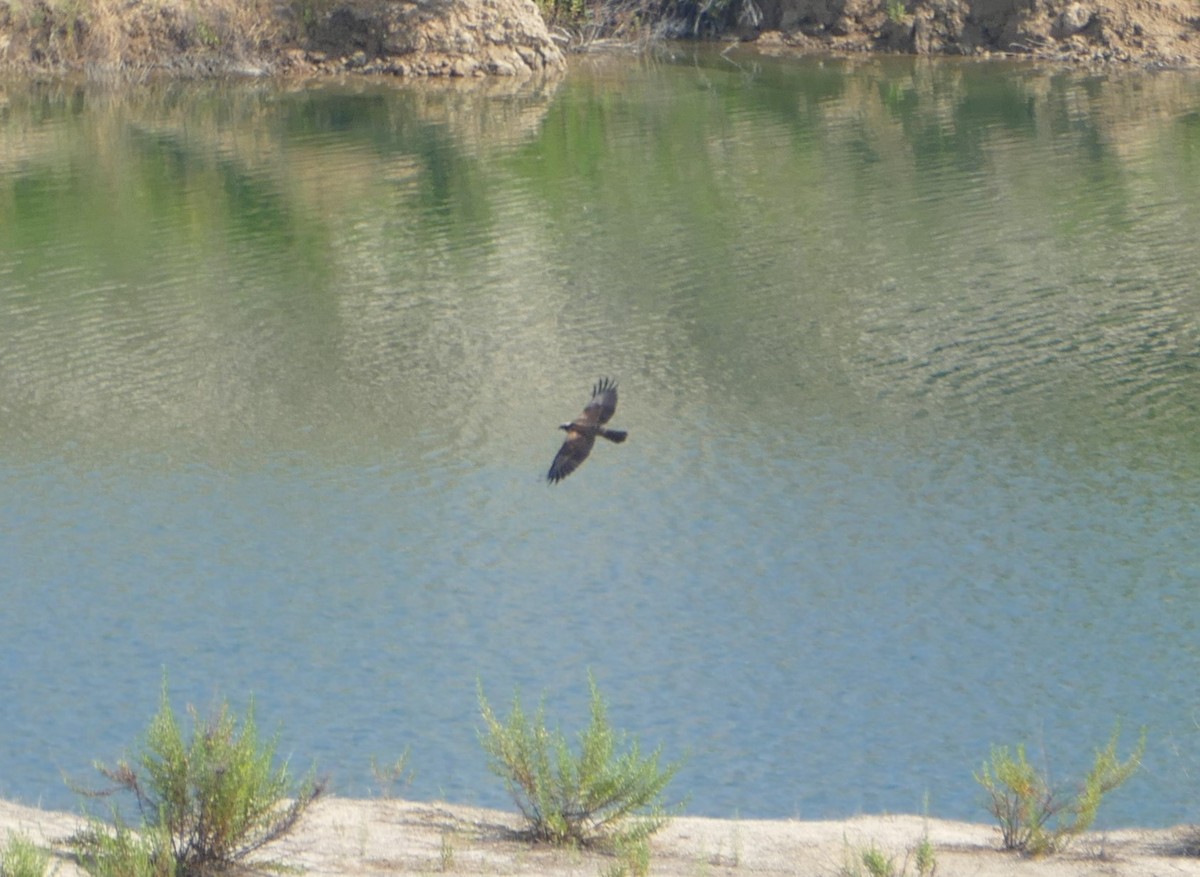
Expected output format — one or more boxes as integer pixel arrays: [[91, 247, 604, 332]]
[[841, 838, 934, 877], [840, 841, 894, 877], [601, 833, 651, 877], [914, 793, 937, 877], [192, 20, 220, 48], [478, 672, 683, 848], [1, 832, 52, 877], [885, 0, 907, 21], [71, 674, 324, 877], [370, 749, 412, 798], [439, 832, 456, 872], [861, 844, 895, 877], [535, 0, 588, 27], [73, 819, 172, 877], [913, 832, 937, 877], [974, 723, 1145, 855]]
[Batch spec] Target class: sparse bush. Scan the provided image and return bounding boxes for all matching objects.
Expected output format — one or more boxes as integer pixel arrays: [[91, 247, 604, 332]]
[[370, 750, 412, 799], [1, 832, 52, 877], [913, 831, 937, 877], [859, 844, 896, 877], [840, 803, 937, 877], [974, 723, 1145, 855], [71, 675, 323, 877], [478, 673, 682, 848], [840, 838, 935, 877], [601, 833, 651, 877]]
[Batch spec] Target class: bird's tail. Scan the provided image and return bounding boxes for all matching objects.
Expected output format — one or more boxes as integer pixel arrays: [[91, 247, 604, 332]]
[[599, 428, 628, 443]]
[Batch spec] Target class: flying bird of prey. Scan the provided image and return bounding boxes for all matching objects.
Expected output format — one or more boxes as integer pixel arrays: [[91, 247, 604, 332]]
[[547, 378, 628, 483]]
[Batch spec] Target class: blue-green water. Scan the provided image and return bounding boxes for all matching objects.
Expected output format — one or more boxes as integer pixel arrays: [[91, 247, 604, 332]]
[[2, 54, 1199, 827]]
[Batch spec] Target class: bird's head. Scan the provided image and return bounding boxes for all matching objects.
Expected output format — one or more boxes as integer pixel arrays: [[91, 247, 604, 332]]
[[558, 423, 572, 432]]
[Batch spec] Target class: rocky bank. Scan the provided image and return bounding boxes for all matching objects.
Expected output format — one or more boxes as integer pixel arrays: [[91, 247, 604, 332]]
[[747, 0, 1200, 67], [0, 0, 1197, 77], [0, 0, 566, 77]]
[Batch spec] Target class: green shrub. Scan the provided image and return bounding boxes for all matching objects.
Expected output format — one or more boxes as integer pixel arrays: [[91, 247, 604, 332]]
[[71, 676, 323, 876], [1, 832, 52, 877], [974, 723, 1145, 855], [478, 673, 682, 848]]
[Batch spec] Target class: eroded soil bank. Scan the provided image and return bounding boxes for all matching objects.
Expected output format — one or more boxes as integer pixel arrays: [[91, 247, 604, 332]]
[[747, 0, 1200, 68], [0, 0, 566, 77], [1, 0, 1198, 76]]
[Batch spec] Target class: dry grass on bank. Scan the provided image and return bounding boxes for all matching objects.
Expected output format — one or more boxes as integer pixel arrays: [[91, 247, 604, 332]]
[[0, 0, 304, 73], [4, 796, 1200, 877]]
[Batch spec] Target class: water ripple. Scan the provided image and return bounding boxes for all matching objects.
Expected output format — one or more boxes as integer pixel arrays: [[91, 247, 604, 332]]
[[3, 60, 1200, 827]]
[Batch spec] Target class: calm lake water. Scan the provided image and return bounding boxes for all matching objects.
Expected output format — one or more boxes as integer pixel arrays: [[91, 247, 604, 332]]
[[2, 53, 1199, 828]]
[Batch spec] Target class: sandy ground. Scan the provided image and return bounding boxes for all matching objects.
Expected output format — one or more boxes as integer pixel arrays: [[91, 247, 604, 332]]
[[3, 796, 1199, 877]]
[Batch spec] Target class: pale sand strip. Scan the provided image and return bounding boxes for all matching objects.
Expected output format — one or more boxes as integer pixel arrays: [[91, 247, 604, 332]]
[[2, 796, 1197, 877]]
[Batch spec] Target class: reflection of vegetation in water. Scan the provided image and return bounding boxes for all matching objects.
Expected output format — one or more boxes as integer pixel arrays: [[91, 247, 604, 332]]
[[1, 62, 1198, 459], [0, 79, 563, 457], [0, 80, 546, 283], [499, 56, 1200, 445], [0, 85, 328, 285]]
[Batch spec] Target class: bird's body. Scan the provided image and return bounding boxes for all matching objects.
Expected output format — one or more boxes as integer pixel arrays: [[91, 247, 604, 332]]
[[547, 378, 627, 483]]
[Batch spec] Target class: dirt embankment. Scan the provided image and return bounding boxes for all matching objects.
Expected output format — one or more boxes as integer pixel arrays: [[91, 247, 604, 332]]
[[0, 0, 1197, 77], [745, 0, 1200, 68], [0, 0, 565, 77]]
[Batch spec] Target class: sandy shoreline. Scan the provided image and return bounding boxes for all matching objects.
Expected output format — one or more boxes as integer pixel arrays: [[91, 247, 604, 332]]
[[3, 796, 1198, 877]]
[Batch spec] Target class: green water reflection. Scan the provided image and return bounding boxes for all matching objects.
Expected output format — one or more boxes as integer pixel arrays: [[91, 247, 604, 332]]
[[3, 63, 1198, 466]]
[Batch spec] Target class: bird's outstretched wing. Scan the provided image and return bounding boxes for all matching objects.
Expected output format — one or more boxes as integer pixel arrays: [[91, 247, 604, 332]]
[[581, 377, 618, 425], [547, 429, 596, 483], [547, 378, 623, 483]]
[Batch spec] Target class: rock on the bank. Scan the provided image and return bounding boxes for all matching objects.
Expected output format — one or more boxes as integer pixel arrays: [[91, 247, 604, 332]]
[[747, 0, 1200, 67], [302, 0, 565, 75]]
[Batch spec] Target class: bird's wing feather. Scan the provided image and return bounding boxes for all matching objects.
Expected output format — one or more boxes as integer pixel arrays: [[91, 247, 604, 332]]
[[547, 430, 596, 483], [583, 377, 618, 425]]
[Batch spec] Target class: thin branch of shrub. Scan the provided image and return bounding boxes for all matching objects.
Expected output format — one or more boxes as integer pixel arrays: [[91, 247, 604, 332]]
[[370, 750, 413, 799]]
